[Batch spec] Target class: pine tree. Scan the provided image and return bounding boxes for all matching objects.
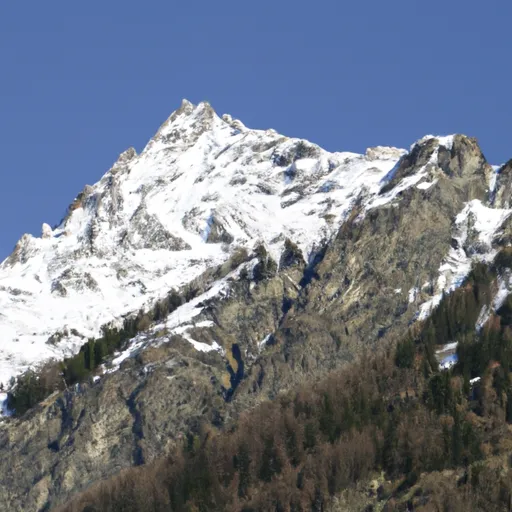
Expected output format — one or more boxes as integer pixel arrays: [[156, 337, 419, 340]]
[[395, 338, 415, 368], [235, 443, 251, 498], [259, 438, 282, 483]]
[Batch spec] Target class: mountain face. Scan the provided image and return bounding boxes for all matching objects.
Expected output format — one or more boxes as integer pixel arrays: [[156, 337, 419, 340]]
[[0, 100, 512, 510], [0, 99, 403, 386]]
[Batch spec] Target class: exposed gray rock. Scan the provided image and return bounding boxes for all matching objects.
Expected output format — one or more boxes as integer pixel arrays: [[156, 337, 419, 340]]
[[153, 100, 217, 149], [365, 146, 406, 162], [380, 137, 439, 192], [381, 135, 489, 203], [111, 147, 137, 173], [437, 135, 490, 179], [494, 160, 512, 209], [204, 215, 234, 245], [122, 202, 190, 251], [0, 343, 227, 511], [2, 234, 38, 267], [272, 139, 322, 167], [279, 238, 305, 269], [63, 185, 95, 224], [51, 281, 68, 297], [56, 269, 99, 293]]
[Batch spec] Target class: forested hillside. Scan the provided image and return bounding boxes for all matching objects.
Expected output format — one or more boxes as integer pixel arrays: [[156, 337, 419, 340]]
[[57, 257, 512, 511]]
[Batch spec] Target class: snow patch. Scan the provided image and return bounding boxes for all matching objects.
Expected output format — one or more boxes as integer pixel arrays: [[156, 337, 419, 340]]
[[418, 200, 511, 321], [435, 342, 459, 371], [181, 334, 223, 353], [494, 274, 512, 311], [489, 165, 500, 194], [408, 287, 419, 303], [410, 134, 455, 152], [371, 144, 441, 210], [107, 337, 147, 373], [436, 342, 458, 354], [439, 354, 457, 370], [416, 179, 438, 190], [456, 200, 511, 247], [476, 305, 491, 332], [0, 393, 11, 418], [258, 333, 273, 351]]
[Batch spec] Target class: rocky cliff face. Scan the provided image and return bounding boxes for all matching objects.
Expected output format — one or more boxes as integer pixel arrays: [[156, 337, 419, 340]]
[[0, 101, 511, 511]]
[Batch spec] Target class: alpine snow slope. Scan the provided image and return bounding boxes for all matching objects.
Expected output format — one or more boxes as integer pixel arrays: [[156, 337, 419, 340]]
[[0, 99, 407, 385]]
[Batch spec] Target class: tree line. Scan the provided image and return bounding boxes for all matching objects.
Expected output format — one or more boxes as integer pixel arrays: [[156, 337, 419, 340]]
[[7, 245, 252, 416], [7, 289, 183, 415]]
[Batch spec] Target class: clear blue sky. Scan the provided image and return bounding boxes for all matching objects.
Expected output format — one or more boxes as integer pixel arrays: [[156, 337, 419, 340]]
[[1, 1, 511, 258]]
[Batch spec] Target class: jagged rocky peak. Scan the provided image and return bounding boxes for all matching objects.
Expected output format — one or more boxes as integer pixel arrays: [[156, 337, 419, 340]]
[[149, 99, 222, 149], [2, 233, 37, 267], [66, 184, 95, 216], [41, 223, 53, 239], [222, 112, 247, 132], [173, 97, 195, 118], [111, 147, 137, 173], [381, 133, 492, 198], [437, 135, 490, 178], [407, 134, 490, 178]]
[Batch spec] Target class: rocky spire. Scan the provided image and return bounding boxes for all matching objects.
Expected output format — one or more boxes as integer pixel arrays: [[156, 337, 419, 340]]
[[41, 223, 53, 239], [146, 100, 219, 151]]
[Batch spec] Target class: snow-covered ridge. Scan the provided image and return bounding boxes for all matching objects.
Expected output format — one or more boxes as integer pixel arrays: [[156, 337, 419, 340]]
[[0, 99, 507, 388]]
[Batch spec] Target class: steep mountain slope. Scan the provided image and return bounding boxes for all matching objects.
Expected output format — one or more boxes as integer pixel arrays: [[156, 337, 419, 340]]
[[0, 99, 403, 387], [0, 100, 512, 510]]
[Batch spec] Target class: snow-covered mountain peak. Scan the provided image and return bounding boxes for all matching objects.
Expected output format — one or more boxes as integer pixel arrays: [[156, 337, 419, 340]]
[[0, 101, 409, 384], [0, 100, 508, 390], [147, 100, 228, 154]]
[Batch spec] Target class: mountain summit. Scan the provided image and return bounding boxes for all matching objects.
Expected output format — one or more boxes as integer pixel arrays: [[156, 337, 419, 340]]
[[0, 100, 406, 385]]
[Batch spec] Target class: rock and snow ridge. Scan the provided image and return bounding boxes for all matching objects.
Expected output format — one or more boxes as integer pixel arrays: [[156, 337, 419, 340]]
[[417, 200, 512, 321], [0, 99, 509, 389]]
